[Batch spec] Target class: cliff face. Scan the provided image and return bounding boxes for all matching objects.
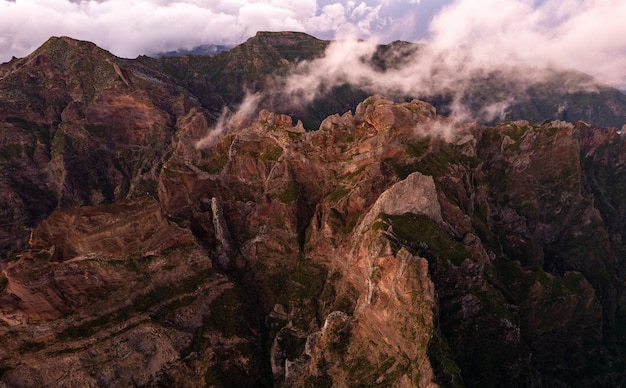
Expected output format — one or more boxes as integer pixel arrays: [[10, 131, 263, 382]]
[[0, 36, 214, 257], [1, 35, 626, 387], [141, 31, 626, 130]]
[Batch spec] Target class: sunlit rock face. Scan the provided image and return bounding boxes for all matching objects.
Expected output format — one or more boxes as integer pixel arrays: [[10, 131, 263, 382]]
[[0, 34, 626, 387]]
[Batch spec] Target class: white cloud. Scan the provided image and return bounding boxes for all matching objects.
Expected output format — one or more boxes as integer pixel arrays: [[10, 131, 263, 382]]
[[0, 0, 624, 93], [269, 0, 625, 124], [0, 0, 392, 61], [428, 0, 626, 89], [0, 0, 413, 61]]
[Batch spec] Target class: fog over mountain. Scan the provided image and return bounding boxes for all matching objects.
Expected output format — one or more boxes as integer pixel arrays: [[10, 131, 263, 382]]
[[2, 34, 626, 386], [1, 0, 625, 90], [2, 2, 626, 386]]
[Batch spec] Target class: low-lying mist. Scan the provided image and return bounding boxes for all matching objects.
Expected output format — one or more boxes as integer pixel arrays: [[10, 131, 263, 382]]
[[195, 34, 623, 148], [193, 0, 626, 146]]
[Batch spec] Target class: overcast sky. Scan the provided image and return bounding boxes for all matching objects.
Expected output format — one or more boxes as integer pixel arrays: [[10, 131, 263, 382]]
[[0, 0, 625, 89]]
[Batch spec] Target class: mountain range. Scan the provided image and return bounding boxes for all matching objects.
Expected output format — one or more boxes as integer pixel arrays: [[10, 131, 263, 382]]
[[0, 32, 626, 386]]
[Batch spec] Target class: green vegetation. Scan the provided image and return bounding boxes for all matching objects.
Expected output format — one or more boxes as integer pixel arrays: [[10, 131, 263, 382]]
[[326, 321, 351, 354], [371, 219, 388, 232], [502, 123, 529, 142], [382, 213, 469, 265], [196, 135, 234, 173], [303, 375, 333, 388], [386, 137, 480, 181], [84, 124, 109, 137], [278, 330, 307, 360], [276, 181, 299, 204], [340, 352, 408, 386], [427, 330, 464, 388], [327, 186, 350, 203], [0, 144, 25, 159], [385, 158, 420, 180], [51, 131, 73, 154], [33, 250, 51, 260], [277, 259, 327, 330], [5, 117, 53, 150], [418, 141, 478, 177], [203, 367, 232, 388], [342, 165, 366, 181], [57, 267, 215, 340], [287, 130, 303, 141], [404, 137, 431, 158], [492, 256, 592, 311], [260, 145, 283, 162], [197, 151, 229, 174]]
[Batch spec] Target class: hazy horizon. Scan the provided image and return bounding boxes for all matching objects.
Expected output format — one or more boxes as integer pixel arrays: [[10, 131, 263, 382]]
[[1, 0, 625, 90]]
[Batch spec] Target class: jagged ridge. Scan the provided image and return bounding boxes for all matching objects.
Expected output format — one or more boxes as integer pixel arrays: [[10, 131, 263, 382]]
[[0, 35, 625, 387]]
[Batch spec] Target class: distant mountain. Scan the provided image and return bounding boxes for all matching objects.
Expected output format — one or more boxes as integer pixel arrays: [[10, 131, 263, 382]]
[[2, 33, 626, 387], [154, 43, 233, 57], [139, 31, 626, 130]]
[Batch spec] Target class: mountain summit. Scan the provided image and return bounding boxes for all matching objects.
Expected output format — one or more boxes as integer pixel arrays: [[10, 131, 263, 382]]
[[0, 33, 626, 386]]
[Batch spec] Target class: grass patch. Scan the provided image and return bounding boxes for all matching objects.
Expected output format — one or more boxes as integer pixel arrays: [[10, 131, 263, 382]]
[[4, 117, 51, 146], [277, 181, 299, 204], [382, 213, 469, 265], [51, 131, 73, 154], [277, 259, 328, 330], [417, 142, 466, 178], [278, 330, 307, 360], [197, 152, 229, 174], [385, 158, 421, 179], [404, 137, 431, 157], [260, 145, 283, 162], [0, 144, 25, 159], [197, 135, 234, 173], [303, 375, 333, 388], [84, 124, 109, 137], [287, 131, 303, 141], [342, 165, 367, 181], [57, 268, 214, 340], [327, 186, 350, 203], [503, 123, 529, 142], [33, 250, 51, 260]]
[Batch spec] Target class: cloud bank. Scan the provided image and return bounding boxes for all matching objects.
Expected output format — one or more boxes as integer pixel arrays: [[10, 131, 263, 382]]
[[0, 0, 418, 61], [1, 1, 625, 95], [266, 0, 626, 125], [429, 0, 626, 90]]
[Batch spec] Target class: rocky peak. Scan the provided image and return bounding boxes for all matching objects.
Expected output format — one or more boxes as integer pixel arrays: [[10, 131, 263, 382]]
[[29, 197, 191, 261], [1, 34, 626, 386], [249, 31, 327, 49]]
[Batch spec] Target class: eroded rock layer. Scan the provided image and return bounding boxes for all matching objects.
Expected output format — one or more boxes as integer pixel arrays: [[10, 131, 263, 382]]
[[1, 36, 626, 387]]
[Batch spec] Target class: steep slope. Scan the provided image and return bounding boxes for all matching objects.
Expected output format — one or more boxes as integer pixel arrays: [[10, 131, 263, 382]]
[[157, 96, 626, 386], [0, 197, 265, 386], [0, 36, 214, 257], [1, 35, 626, 387], [138, 31, 365, 129], [1, 94, 626, 386], [139, 31, 626, 130]]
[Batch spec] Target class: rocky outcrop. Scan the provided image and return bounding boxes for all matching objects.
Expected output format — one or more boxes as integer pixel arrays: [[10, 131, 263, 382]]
[[1, 34, 626, 387], [141, 32, 626, 130], [354, 171, 442, 240], [29, 197, 190, 261], [0, 35, 212, 258], [0, 197, 265, 386]]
